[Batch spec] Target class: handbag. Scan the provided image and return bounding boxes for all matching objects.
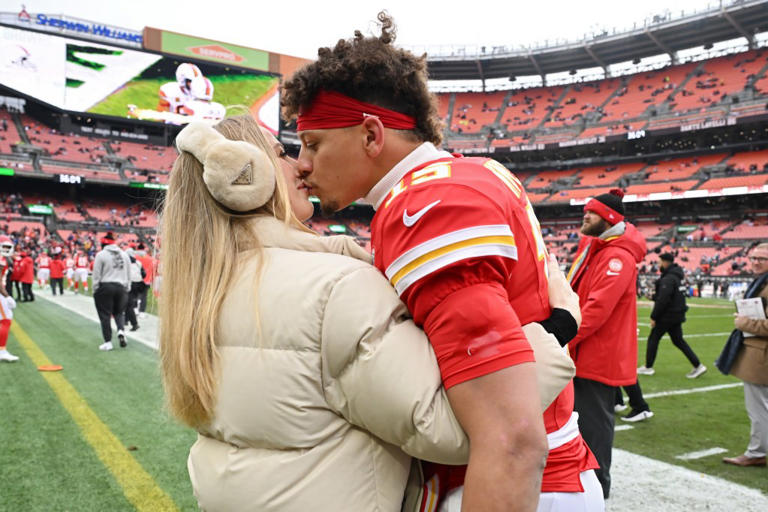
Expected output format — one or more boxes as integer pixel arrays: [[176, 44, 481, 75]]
[[714, 329, 744, 375]]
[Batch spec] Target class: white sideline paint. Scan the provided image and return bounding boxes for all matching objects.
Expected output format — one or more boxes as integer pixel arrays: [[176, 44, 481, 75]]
[[675, 447, 728, 460], [609, 449, 768, 511], [684, 332, 731, 338], [644, 382, 743, 399], [35, 289, 159, 350], [614, 425, 634, 432]]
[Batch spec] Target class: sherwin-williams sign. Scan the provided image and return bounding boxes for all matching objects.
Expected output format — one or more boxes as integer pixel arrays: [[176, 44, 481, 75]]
[[160, 32, 269, 71]]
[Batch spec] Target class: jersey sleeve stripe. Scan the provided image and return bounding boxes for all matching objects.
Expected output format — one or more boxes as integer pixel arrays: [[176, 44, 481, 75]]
[[392, 242, 518, 296], [385, 224, 515, 280]]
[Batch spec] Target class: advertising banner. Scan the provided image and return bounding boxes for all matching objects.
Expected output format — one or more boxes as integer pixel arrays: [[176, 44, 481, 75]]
[[159, 31, 270, 71]]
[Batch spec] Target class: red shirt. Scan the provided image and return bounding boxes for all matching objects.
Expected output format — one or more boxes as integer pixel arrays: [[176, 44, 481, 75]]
[[37, 255, 50, 269], [49, 258, 65, 279], [371, 154, 597, 496]]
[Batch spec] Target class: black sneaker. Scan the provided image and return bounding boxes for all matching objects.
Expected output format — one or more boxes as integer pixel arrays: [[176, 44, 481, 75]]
[[118, 331, 127, 348], [130, 325, 139, 332], [621, 409, 654, 423]]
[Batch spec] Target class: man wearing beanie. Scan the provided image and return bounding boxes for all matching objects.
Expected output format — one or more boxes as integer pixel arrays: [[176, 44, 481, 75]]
[[92, 232, 131, 351], [567, 189, 648, 498], [638, 252, 706, 379]]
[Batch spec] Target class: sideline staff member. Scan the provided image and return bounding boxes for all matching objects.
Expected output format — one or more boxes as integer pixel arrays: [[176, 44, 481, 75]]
[[92, 233, 130, 351]]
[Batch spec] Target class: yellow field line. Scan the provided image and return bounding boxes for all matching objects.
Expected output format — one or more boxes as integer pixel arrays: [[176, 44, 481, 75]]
[[11, 322, 179, 512]]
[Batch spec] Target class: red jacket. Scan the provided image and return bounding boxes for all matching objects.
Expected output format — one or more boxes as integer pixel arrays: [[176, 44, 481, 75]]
[[135, 253, 154, 285], [49, 258, 65, 279], [20, 255, 34, 284], [567, 222, 646, 386]]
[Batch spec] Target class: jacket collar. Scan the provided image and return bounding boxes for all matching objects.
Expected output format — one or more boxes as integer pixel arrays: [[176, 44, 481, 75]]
[[246, 215, 371, 263], [363, 142, 452, 210]]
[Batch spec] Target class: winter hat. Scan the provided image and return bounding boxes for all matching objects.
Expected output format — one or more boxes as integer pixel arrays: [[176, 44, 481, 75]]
[[584, 188, 625, 225], [660, 252, 674, 263], [101, 232, 116, 245]]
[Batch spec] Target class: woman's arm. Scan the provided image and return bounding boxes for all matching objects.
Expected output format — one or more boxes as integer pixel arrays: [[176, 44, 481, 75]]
[[320, 265, 469, 465]]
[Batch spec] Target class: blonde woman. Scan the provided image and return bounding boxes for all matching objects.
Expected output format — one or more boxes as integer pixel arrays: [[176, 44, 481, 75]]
[[160, 115, 574, 511]]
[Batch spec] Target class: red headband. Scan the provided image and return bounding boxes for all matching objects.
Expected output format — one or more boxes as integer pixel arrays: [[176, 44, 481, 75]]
[[296, 90, 417, 131], [584, 198, 624, 225]]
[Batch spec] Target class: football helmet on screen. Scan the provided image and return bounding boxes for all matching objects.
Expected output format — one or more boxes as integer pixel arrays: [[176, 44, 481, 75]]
[[190, 76, 214, 101], [176, 63, 203, 94], [0, 235, 14, 257]]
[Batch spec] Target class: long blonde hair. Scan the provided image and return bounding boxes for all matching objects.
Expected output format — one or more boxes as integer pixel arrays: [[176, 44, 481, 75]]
[[159, 115, 309, 428]]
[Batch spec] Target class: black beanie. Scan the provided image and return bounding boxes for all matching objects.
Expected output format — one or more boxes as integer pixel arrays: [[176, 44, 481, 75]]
[[593, 189, 625, 216], [584, 188, 625, 225]]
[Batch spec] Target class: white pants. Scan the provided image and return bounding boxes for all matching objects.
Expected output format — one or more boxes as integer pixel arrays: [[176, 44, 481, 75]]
[[37, 268, 49, 282], [744, 382, 768, 458], [74, 268, 89, 283], [66, 268, 74, 280], [438, 470, 605, 512]]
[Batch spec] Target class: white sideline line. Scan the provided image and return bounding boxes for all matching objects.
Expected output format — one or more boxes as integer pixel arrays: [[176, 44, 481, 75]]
[[35, 291, 159, 350], [675, 447, 728, 460], [614, 425, 635, 432], [644, 382, 743, 399], [681, 332, 731, 338]]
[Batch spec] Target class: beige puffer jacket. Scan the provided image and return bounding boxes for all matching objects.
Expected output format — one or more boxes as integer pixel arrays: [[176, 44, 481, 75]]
[[188, 216, 573, 511]]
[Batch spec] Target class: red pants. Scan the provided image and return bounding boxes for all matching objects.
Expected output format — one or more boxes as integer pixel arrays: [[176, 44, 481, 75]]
[[0, 319, 10, 348]]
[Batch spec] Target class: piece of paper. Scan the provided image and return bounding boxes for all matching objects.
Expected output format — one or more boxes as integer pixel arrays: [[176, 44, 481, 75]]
[[736, 298, 767, 338]]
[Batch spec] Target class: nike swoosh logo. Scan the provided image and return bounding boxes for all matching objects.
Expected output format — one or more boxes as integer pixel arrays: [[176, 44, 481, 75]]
[[606, 271, 620, 276], [403, 200, 441, 228]]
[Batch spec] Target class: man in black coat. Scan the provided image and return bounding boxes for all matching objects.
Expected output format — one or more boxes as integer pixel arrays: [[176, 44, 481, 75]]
[[637, 253, 707, 378]]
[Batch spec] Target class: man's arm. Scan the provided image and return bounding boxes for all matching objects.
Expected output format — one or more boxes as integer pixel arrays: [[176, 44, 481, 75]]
[[413, 278, 547, 512], [650, 274, 673, 321], [448, 363, 547, 512], [91, 254, 102, 290]]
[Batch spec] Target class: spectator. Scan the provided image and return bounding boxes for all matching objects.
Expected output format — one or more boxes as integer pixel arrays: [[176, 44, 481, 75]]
[[722, 243, 768, 468]]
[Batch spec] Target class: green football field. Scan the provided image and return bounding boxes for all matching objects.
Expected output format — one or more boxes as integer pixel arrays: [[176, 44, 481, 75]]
[[0, 297, 764, 511], [87, 74, 278, 119]]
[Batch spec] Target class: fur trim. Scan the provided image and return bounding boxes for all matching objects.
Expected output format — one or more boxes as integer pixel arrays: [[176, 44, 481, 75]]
[[176, 121, 276, 212]]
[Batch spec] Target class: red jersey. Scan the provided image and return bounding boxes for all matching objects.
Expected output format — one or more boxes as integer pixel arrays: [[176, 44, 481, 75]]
[[372, 155, 547, 387], [370, 152, 596, 497], [37, 255, 50, 269], [75, 255, 89, 269]]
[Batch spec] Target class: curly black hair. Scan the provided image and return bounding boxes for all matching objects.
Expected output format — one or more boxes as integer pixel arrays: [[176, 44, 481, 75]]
[[281, 11, 443, 145]]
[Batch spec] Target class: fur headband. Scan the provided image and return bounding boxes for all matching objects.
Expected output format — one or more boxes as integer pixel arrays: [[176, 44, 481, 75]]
[[175, 121, 276, 212]]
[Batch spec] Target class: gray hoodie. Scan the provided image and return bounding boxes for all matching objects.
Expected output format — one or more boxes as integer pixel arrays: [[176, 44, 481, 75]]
[[92, 244, 131, 291]]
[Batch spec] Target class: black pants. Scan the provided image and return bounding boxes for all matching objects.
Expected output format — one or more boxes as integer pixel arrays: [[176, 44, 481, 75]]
[[124, 282, 142, 329], [11, 280, 22, 300], [50, 277, 64, 295], [646, 321, 700, 368], [574, 377, 615, 499], [615, 381, 650, 411], [94, 283, 128, 343], [137, 282, 149, 313], [21, 282, 34, 301]]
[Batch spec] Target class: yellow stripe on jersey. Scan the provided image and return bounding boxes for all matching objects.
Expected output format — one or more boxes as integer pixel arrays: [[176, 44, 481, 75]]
[[386, 227, 518, 296], [484, 159, 522, 198]]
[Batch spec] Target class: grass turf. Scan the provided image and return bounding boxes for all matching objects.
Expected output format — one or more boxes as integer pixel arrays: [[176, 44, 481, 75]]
[[88, 75, 278, 119], [614, 297, 767, 494], [0, 298, 196, 511]]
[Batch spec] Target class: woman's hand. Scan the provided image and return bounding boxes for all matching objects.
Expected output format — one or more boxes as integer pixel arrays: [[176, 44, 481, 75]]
[[547, 254, 581, 328]]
